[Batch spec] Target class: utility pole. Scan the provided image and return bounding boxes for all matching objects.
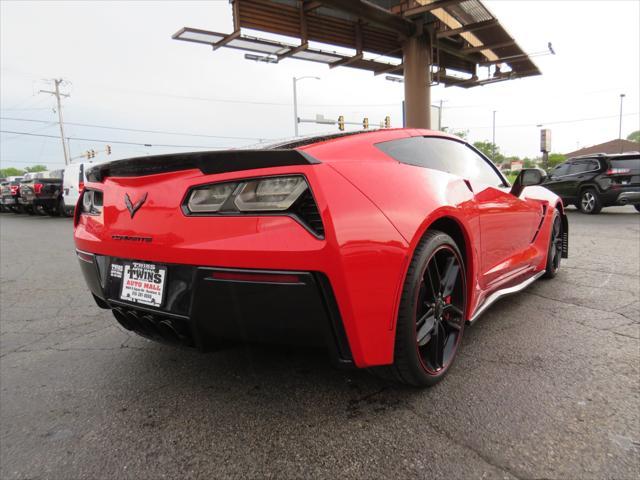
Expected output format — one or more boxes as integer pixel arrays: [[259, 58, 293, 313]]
[[40, 79, 70, 165], [438, 99, 443, 131], [492, 110, 497, 161], [618, 93, 625, 152]]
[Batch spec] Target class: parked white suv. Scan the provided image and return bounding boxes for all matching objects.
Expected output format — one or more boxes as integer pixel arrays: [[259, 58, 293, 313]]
[[62, 161, 106, 216]]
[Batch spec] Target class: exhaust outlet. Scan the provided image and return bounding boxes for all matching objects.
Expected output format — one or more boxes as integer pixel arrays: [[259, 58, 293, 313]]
[[113, 308, 135, 331]]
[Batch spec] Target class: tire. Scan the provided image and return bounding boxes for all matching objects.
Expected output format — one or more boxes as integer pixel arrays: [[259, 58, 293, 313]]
[[542, 212, 562, 279], [578, 188, 602, 214], [634, 205, 640, 213], [375, 230, 467, 387], [46, 200, 61, 217], [58, 197, 70, 217]]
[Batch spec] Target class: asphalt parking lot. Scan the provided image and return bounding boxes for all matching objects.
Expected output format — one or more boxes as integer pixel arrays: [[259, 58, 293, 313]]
[[1, 207, 638, 479]]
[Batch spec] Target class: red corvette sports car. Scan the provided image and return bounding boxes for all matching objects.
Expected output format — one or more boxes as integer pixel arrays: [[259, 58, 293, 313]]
[[74, 129, 568, 386]]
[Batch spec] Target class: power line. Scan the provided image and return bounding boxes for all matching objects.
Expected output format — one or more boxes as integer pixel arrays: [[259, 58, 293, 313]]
[[0, 116, 273, 141], [453, 112, 640, 130], [0, 129, 241, 149], [0, 159, 64, 165], [0, 122, 58, 142], [56, 82, 402, 108], [0, 107, 52, 111]]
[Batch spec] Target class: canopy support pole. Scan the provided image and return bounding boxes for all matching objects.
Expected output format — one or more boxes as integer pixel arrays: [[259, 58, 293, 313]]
[[402, 33, 431, 129]]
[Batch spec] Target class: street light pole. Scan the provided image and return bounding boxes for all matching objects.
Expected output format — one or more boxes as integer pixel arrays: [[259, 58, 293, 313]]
[[618, 93, 626, 151], [293, 76, 320, 136], [492, 110, 497, 161]]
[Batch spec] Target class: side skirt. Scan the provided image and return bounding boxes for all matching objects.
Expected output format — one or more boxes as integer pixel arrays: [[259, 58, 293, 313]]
[[468, 270, 546, 324]]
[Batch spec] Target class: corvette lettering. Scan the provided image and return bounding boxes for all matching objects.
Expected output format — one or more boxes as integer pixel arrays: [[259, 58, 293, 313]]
[[111, 235, 152, 243]]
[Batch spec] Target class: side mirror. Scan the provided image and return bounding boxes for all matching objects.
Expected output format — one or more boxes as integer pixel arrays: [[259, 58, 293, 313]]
[[510, 168, 546, 197]]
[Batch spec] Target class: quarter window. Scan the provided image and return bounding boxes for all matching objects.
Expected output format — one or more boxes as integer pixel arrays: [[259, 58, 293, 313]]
[[375, 136, 505, 187], [551, 163, 570, 177]]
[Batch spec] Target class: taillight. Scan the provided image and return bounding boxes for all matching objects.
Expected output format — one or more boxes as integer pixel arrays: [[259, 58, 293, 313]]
[[10, 185, 18, 195], [184, 175, 324, 238], [34, 183, 44, 195], [79, 181, 85, 191], [606, 168, 631, 175], [186, 175, 308, 213], [79, 188, 103, 215]]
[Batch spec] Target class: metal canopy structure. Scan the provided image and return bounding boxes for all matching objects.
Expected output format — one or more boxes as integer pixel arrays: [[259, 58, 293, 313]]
[[173, 0, 541, 129]]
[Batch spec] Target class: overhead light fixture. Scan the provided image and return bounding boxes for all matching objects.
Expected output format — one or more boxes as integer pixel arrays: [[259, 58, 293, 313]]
[[244, 53, 278, 64], [385, 75, 404, 83]]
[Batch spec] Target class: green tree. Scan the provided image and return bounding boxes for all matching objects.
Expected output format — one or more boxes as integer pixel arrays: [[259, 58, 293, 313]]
[[0, 167, 26, 178], [473, 141, 505, 164], [24, 165, 48, 173], [547, 153, 566, 169], [627, 130, 640, 143], [442, 127, 468, 140]]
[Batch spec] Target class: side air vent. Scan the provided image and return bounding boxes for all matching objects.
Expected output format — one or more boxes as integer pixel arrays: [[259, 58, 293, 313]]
[[291, 189, 325, 238]]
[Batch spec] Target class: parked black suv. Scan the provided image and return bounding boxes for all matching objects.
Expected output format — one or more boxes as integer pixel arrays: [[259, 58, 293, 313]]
[[544, 153, 640, 214]]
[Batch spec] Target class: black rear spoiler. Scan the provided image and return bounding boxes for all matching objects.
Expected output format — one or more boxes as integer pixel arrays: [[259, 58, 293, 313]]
[[85, 149, 319, 182]]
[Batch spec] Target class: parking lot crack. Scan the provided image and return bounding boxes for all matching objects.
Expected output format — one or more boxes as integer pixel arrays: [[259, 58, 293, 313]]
[[525, 292, 639, 324], [402, 404, 524, 479]]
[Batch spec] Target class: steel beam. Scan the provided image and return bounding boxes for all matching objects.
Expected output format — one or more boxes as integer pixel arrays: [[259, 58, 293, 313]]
[[478, 54, 529, 67], [212, 30, 241, 51], [277, 42, 309, 60], [400, 0, 462, 17], [330, 53, 364, 69], [303, 0, 322, 12], [462, 40, 515, 54], [315, 0, 415, 37], [436, 19, 498, 38], [374, 63, 404, 76]]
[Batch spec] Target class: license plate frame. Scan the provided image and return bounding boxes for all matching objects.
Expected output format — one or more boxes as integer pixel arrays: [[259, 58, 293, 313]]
[[119, 261, 167, 308]]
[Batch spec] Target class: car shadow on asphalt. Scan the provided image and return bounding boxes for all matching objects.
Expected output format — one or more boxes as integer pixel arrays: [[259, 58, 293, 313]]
[[95, 298, 524, 422]]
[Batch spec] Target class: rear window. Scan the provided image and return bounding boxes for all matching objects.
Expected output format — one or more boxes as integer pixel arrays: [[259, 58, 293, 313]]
[[611, 158, 640, 172]]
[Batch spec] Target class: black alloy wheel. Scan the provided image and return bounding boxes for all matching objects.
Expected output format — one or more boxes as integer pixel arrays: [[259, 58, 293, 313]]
[[543, 213, 563, 279], [579, 188, 601, 214], [415, 244, 466, 375], [377, 230, 467, 387]]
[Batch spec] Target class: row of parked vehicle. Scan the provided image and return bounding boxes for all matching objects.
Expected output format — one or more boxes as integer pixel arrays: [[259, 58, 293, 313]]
[[0, 162, 86, 216], [1, 151, 639, 217]]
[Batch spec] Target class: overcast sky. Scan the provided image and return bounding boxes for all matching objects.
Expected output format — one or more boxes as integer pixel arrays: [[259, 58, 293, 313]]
[[1, 0, 639, 170]]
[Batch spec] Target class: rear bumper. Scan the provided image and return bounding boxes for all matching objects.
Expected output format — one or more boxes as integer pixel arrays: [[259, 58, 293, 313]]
[[600, 186, 640, 206], [77, 251, 353, 366], [21, 197, 57, 208], [615, 191, 640, 205]]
